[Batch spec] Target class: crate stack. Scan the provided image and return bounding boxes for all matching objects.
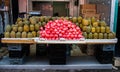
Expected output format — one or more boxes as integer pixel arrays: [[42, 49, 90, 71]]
[[48, 44, 67, 65], [80, 4, 100, 19], [8, 44, 26, 64], [95, 45, 114, 64]]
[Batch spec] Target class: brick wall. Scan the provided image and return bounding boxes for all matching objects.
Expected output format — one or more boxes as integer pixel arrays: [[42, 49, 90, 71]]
[[19, 0, 27, 13]]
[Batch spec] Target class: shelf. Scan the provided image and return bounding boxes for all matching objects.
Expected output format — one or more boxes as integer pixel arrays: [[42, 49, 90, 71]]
[[1, 38, 117, 44], [35, 38, 117, 44], [0, 56, 112, 70], [35, 39, 86, 44], [1, 38, 35, 44], [85, 38, 118, 44]]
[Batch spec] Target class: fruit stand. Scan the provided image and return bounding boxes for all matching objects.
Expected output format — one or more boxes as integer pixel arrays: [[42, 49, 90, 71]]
[[0, 0, 119, 71], [0, 9, 118, 69], [0, 12, 118, 71]]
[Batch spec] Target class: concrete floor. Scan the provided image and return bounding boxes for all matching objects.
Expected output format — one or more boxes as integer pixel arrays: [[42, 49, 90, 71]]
[[0, 69, 119, 72]]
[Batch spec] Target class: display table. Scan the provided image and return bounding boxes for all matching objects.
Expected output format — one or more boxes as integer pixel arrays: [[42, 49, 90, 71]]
[[0, 38, 118, 70], [1, 38, 117, 44]]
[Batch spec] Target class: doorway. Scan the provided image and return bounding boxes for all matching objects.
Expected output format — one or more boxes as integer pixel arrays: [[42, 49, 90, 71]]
[[115, 4, 120, 57], [11, 0, 19, 23], [53, 2, 69, 17]]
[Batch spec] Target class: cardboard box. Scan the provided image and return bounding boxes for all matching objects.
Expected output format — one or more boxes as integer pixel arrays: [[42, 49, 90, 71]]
[[82, 14, 100, 19], [5, 0, 9, 6], [80, 4, 96, 9], [80, 9, 96, 14]]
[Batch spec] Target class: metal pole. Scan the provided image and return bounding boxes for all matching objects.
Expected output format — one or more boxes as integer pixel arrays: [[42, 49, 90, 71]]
[[110, 0, 118, 32]]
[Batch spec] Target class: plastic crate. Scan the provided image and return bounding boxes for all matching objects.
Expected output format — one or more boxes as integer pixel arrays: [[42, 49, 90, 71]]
[[48, 52, 66, 58], [95, 45, 113, 64], [49, 57, 66, 65], [48, 44, 67, 65], [102, 44, 115, 51], [9, 50, 24, 58], [9, 57, 25, 65], [8, 44, 22, 51], [48, 44, 66, 49], [48, 44, 67, 52], [48, 44, 67, 57]]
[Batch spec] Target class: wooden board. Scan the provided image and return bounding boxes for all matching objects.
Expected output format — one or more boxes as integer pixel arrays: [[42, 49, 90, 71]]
[[1, 38, 35, 44], [1, 38, 118, 44]]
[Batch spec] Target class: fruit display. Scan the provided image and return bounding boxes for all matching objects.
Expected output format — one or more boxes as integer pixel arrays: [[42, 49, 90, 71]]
[[4, 16, 45, 38], [39, 19, 83, 40], [4, 16, 116, 39], [79, 17, 116, 39]]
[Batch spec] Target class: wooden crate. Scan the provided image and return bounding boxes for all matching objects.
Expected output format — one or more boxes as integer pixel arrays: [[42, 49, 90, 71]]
[[81, 14, 100, 20], [80, 9, 96, 14], [80, 4, 96, 9]]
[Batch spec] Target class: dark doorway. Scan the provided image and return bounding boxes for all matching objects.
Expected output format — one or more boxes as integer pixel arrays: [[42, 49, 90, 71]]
[[11, 0, 19, 23], [53, 2, 69, 17], [115, 5, 120, 57]]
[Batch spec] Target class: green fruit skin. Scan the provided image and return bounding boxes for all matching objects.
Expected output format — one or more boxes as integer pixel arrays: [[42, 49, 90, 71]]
[[104, 33, 108, 39], [83, 32, 87, 39], [88, 33, 93, 39], [99, 33, 103, 39], [93, 33, 98, 39]]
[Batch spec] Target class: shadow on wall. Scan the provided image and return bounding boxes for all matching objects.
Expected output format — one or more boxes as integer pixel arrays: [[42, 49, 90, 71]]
[[53, 12, 59, 17]]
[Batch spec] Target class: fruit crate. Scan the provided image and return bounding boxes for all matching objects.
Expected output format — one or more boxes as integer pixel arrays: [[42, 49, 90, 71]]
[[80, 4, 96, 9], [80, 9, 96, 14], [9, 56, 25, 65], [81, 14, 100, 19]]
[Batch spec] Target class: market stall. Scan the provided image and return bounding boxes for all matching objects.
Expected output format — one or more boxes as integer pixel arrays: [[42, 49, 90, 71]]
[[0, 0, 119, 71]]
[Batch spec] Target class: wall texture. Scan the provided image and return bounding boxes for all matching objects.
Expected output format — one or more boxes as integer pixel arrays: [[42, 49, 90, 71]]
[[19, 0, 27, 13]]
